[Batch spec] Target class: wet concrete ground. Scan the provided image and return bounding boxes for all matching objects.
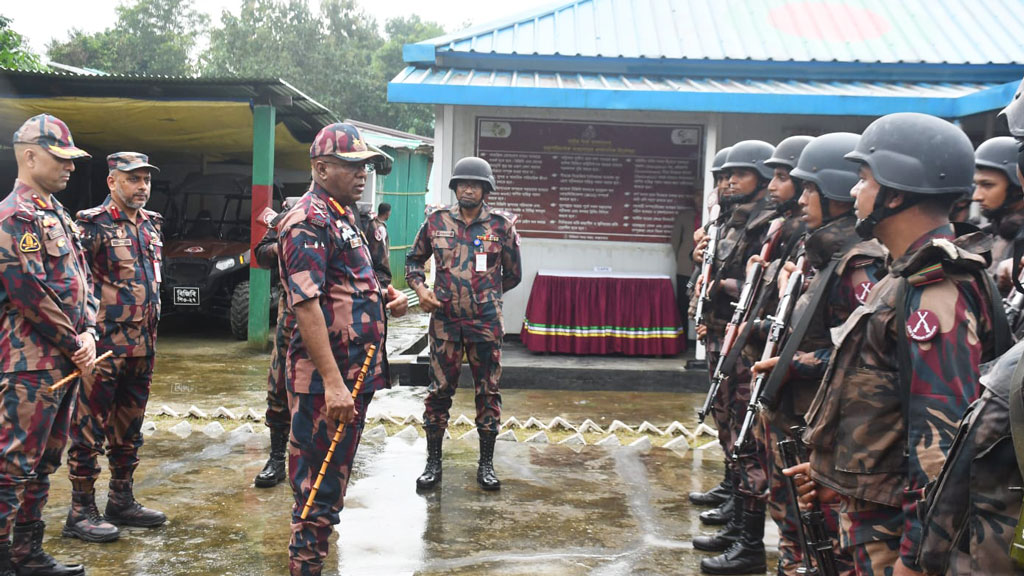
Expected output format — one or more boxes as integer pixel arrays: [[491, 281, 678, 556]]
[[39, 313, 776, 575]]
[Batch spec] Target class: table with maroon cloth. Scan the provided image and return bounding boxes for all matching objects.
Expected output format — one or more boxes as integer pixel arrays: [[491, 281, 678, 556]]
[[520, 270, 685, 356]]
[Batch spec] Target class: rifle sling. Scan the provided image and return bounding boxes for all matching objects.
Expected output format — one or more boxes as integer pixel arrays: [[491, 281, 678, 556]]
[[760, 255, 843, 410]]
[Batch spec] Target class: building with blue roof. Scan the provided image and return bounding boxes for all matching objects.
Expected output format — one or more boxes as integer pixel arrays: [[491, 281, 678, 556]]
[[388, 0, 1024, 338]]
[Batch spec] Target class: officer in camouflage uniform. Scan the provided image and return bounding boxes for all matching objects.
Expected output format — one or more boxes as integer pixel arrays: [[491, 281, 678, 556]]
[[278, 123, 408, 576], [972, 136, 1024, 288], [753, 133, 886, 576], [364, 203, 392, 287], [407, 157, 522, 492], [797, 113, 1007, 576], [253, 196, 301, 489], [0, 115, 95, 576], [64, 152, 166, 545], [917, 75, 1024, 576]]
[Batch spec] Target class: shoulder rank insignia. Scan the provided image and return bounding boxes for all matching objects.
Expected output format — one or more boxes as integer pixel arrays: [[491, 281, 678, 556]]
[[19, 232, 40, 253], [907, 263, 945, 287], [906, 309, 940, 342]]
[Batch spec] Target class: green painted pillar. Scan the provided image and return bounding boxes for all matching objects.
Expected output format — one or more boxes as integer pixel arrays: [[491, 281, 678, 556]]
[[248, 104, 275, 350]]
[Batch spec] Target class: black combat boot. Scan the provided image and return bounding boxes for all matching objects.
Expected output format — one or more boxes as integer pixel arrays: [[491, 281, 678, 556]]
[[254, 427, 289, 488], [11, 521, 84, 576], [699, 500, 767, 575], [0, 540, 15, 576], [692, 489, 742, 552], [415, 428, 444, 490], [699, 490, 735, 525], [476, 430, 501, 491], [62, 477, 119, 543], [689, 466, 732, 507], [105, 478, 166, 528]]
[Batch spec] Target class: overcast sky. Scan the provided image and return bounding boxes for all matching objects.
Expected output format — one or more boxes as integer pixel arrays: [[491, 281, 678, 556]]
[[5, 0, 561, 54]]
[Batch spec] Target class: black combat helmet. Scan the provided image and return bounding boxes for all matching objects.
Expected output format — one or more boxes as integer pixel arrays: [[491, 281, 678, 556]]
[[975, 136, 1022, 188], [844, 113, 974, 239], [791, 132, 861, 202], [721, 140, 776, 180], [999, 76, 1024, 138], [765, 135, 813, 170], [710, 147, 732, 176], [449, 157, 496, 193]]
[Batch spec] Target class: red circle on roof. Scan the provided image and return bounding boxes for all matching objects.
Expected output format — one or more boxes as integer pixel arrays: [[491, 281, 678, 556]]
[[769, 2, 890, 42]]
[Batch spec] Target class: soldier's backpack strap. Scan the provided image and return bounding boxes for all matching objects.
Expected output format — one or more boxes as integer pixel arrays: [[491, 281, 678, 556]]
[[759, 254, 844, 410]]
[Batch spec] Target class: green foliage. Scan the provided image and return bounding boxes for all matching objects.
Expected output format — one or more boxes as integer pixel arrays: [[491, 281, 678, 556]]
[[46, 0, 208, 75], [0, 15, 46, 71]]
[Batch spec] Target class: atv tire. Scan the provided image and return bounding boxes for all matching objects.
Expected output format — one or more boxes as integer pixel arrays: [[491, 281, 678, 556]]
[[230, 281, 249, 340]]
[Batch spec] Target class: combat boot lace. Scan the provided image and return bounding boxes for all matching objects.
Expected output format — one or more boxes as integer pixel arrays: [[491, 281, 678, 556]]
[[699, 501, 767, 575], [0, 540, 14, 576], [254, 427, 289, 488], [62, 485, 119, 543], [105, 479, 166, 528], [692, 489, 742, 552], [477, 430, 501, 491], [416, 428, 444, 490], [11, 521, 85, 576]]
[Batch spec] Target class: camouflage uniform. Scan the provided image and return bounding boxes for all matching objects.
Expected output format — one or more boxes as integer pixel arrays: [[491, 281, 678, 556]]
[[364, 215, 391, 287], [760, 214, 886, 575], [405, 203, 522, 433], [254, 212, 293, 434], [278, 182, 388, 576], [804, 226, 1001, 574], [918, 341, 1024, 576], [0, 116, 95, 576]]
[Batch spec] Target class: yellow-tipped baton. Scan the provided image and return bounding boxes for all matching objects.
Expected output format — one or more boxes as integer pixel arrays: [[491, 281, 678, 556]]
[[301, 344, 377, 520], [49, 350, 114, 393]]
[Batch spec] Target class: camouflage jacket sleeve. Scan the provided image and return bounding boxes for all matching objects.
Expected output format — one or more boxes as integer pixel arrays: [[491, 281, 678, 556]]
[[279, 219, 328, 308], [899, 275, 990, 570], [500, 222, 522, 292], [254, 226, 279, 270], [405, 219, 433, 289], [365, 220, 392, 287], [789, 257, 884, 380], [0, 216, 82, 357], [77, 217, 102, 326]]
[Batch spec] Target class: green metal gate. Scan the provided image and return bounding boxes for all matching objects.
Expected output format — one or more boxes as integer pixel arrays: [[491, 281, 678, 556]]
[[376, 148, 430, 289]]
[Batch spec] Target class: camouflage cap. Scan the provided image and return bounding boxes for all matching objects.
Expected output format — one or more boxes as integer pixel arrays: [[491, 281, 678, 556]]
[[13, 114, 91, 159], [310, 122, 385, 163], [107, 151, 160, 173]]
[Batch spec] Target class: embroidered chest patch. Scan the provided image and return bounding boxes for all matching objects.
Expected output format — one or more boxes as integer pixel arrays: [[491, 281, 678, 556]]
[[906, 309, 940, 342], [19, 232, 40, 253]]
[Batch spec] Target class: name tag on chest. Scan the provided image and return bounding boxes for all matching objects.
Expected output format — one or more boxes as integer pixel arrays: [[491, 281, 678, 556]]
[[110, 238, 132, 247], [476, 253, 487, 272]]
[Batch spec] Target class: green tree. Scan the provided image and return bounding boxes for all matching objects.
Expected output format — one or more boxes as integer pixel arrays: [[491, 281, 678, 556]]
[[46, 0, 207, 76], [0, 15, 46, 71], [371, 15, 445, 135]]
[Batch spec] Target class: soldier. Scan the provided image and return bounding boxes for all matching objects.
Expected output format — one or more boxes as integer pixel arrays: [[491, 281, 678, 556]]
[[407, 157, 522, 492], [63, 152, 166, 544], [916, 75, 1024, 576], [754, 132, 886, 576], [364, 202, 392, 287], [689, 146, 733, 509], [794, 113, 1007, 576], [252, 196, 301, 489], [277, 122, 408, 576], [0, 114, 95, 576], [972, 136, 1024, 288]]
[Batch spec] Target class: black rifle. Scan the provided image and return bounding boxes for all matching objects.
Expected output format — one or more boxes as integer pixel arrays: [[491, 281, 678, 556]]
[[733, 254, 808, 456], [778, 431, 839, 576], [697, 217, 784, 423], [694, 204, 722, 329]]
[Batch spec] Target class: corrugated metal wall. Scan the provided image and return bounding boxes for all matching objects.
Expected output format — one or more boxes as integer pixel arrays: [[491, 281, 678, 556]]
[[377, 148, 431, 288]]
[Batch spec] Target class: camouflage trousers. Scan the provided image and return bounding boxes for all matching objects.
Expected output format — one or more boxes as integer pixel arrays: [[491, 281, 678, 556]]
[[762, 414, 853, 576], [0, 368, 76, 539], [839, 497, 901, 576], [726, 366, 765, 508], [266, 305, 294, 431], [67, 355, 154, 480], [423, 338, 501, 433], [706, 350, 733, 459], [288, 390, 373, 576]]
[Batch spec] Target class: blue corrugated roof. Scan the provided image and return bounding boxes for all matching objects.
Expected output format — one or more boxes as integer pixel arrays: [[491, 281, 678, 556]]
[[419, 0, 1024, 66], [388, 66, 1019, 117]]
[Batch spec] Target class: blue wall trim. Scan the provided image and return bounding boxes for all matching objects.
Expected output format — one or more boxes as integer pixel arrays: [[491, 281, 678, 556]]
[[388, 81, 1010, 118], [403, 44, 436, 65]]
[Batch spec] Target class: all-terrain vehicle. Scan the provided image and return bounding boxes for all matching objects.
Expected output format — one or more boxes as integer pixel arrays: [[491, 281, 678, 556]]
[[158, 173, 284, 339]]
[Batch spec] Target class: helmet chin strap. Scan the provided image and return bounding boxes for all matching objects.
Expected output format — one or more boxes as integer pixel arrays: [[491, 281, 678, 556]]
[[722, 181, 768, 207], [855, 187, 914, 240]]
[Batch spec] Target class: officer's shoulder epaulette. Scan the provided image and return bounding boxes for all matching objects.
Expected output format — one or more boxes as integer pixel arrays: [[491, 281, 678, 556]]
[[76, 206, 105, 222], [490, 208, 517, 224], [306, 196, 329, 228], [142, 208, 164, 223], [903, 236, 988, 287]]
